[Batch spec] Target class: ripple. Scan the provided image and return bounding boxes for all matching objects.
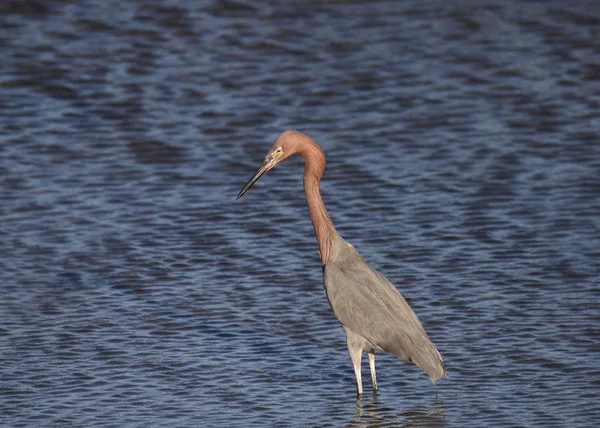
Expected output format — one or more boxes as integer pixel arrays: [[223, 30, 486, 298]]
[[1, 0, 600, 427]]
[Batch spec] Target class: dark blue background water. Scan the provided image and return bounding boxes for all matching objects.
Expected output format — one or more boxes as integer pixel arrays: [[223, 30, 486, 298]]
[[2, 1, 599, 426]]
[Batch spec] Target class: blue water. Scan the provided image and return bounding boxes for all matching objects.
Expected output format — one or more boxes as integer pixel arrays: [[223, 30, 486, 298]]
[[2, 1, 599, 426]]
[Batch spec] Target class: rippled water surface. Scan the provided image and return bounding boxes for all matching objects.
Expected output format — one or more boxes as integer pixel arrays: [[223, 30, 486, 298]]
[[2, 1, 600, 426]]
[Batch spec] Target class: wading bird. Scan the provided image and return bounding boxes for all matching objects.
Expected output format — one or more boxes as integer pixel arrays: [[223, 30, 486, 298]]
[[237, 130, 445, 396]]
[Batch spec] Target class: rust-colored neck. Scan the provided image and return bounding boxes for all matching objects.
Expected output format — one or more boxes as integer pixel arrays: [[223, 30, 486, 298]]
[[297, 138, 337, 265]]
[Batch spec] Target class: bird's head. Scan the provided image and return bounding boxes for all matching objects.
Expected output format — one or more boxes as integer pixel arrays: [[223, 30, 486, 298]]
[[237, 130, 304, 200]]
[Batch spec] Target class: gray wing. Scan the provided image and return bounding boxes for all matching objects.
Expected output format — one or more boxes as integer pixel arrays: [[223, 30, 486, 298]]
[[323, 242, 445, 379]]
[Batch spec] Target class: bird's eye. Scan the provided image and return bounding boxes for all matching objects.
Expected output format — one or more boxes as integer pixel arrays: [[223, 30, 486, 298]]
[[275, 147, 283, 154]]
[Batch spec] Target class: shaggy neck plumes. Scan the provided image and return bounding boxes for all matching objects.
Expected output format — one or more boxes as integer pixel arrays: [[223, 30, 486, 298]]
[[297, 138, 337, 265]]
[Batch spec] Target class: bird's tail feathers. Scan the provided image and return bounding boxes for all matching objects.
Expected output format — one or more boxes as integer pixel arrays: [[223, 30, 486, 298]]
[[414, 345, 446, 382]]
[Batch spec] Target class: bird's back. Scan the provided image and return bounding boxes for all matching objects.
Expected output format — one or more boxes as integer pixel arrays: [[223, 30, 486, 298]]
[[323, 235, 445, 381]]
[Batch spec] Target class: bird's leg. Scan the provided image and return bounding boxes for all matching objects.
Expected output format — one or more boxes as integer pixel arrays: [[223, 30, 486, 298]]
[[344, 327, 364, 396], [349, 348, 363, 396], [350, 349, 362, 396], [367, 352, 378, 392]]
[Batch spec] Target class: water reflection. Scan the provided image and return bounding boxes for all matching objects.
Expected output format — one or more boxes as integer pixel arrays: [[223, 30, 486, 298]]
[[343, 395, 447, 428]]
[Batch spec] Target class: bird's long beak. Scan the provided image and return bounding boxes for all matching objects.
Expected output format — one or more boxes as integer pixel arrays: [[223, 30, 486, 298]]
[[237, 154, 278, 200]]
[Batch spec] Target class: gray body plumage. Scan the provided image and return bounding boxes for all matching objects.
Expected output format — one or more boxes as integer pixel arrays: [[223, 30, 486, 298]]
[[324, 232, 445, 383]]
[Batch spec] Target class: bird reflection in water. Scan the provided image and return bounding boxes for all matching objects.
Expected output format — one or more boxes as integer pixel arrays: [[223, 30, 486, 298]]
[[344, 395, 447, 428]]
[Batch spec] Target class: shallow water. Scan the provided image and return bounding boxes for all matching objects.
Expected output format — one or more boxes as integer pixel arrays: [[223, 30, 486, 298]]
[[1, 0, 599, 426]]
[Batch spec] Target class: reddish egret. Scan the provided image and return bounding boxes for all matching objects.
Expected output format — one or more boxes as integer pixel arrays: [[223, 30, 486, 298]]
[[237, 130, 445, 396]]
